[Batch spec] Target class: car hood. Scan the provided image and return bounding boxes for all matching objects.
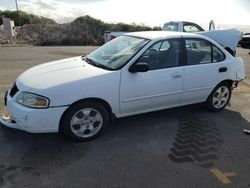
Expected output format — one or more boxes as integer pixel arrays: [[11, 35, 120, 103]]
[[16, 56, 111, 91]]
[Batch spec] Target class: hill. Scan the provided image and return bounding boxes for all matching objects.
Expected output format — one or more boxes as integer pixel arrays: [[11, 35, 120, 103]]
[[0, 10, 161, 46], [0, 10, 55, 25]]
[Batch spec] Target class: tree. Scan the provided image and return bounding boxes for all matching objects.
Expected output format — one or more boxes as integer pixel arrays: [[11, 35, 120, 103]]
[[2, 10, 162, 46], [0, 10, 55, 26]]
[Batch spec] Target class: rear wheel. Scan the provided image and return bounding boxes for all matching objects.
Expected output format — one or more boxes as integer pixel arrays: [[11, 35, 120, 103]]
[[206, 83, 231, 112], [60, 101, 109, 141]]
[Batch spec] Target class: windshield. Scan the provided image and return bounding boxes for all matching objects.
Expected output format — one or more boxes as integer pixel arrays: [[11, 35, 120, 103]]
[[86, 36, 149, 70]]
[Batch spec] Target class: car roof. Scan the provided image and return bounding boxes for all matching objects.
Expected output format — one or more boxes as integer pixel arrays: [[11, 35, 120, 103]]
[[124, 31, 201, 40], [163, 21, 190, 24]]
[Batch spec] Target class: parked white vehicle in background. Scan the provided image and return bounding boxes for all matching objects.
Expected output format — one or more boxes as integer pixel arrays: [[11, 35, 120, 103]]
[[163, 21, 243, 56], [104, 31, 126, 43], [1, 31, 245, 141]]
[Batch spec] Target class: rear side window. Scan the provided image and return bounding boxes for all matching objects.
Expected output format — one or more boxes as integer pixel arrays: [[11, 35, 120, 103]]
[[185, 38, 225, 65], [212, 45, 225, 62]]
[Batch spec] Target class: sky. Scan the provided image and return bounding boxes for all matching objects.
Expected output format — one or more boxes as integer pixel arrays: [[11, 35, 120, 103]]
[[0, 0, 250, 28]]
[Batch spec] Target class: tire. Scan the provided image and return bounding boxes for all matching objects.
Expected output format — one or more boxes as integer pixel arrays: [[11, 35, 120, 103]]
[[60, 101, 109, 141], [206, 83, 231, 112]]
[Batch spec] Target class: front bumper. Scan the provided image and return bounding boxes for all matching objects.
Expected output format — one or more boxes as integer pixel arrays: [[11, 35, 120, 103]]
[[1, 90, 68, 133], [0, 114, 22, 131]]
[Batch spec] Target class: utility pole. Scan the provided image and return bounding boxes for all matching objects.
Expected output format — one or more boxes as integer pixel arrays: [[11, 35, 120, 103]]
[[15, 0, 19, 26], [86, 24, 89, 46], [15, 0, 19, 13], [14, 0, 19, 44]]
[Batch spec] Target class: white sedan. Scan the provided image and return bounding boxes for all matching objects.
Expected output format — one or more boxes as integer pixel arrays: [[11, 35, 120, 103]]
[[0, 31, 246, 141]]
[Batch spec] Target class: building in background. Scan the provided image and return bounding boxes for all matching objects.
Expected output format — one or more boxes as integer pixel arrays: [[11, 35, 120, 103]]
[[2, 18, 16, 38]]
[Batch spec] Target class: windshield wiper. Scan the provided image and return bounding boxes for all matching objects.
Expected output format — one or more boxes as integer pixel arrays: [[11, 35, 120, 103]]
[[82, 56, 95, 65], [82, 56, 114, 71]]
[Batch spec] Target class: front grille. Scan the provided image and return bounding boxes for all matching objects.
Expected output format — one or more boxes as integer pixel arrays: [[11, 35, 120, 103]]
[[9, 83, 19, 97]]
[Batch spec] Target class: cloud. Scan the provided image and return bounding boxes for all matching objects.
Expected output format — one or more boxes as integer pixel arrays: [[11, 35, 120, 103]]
[[18, 0, 88, 23], [30, 1, 58, 10], [64, 0, 108, 2], [0, 6, 7, 10], [2, 0, 249, 26], [240, 0, 250, 11]]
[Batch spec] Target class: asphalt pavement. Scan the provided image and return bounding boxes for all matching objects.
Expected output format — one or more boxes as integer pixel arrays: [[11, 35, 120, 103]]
[[0, 47, 250, 188]]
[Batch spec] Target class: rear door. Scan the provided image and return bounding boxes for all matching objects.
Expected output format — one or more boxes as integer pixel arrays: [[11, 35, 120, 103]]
[[182, 37, 229, 105]]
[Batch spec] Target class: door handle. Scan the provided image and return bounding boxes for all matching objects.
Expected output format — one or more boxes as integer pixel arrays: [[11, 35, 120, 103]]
[[172, 72, 182, 79], [219, 67, 227, 73]]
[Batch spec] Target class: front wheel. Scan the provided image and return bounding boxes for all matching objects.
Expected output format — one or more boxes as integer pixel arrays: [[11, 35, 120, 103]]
[[60, 101, 109, 141], [206, 83, 231, 112]]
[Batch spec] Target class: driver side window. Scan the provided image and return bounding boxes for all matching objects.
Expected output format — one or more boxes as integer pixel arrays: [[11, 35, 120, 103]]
[[137, 39, 181, 71]]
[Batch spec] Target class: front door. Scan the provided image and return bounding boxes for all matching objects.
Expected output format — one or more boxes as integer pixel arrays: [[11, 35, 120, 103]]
[[120, 38, 184, 116]]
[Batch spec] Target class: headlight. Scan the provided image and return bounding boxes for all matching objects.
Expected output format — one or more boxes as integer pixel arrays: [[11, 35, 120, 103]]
[[16, 92, 49, 109]]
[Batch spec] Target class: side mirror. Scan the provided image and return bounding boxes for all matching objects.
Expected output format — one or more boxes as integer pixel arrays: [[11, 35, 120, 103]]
[[129, 62, 149, 73]]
